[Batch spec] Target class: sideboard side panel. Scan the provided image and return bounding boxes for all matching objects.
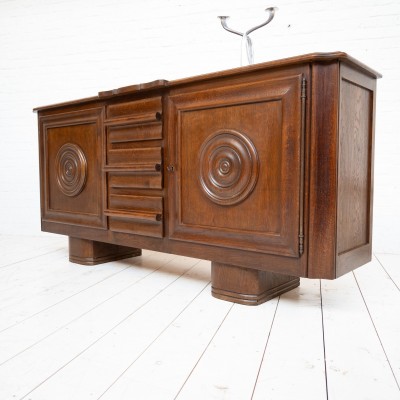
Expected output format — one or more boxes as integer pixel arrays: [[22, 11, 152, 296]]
[[335, 64, 376, 277], [308, 62, 339, 279]]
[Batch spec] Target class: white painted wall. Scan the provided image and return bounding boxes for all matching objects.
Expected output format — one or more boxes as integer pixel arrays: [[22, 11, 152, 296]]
[[1, 0, 399, 253]]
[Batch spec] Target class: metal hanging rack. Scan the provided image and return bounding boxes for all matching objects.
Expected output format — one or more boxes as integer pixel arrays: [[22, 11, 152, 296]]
[[218, 7, 278, 65]]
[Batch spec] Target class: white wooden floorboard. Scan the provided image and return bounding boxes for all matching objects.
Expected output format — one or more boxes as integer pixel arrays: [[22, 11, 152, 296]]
[[0, 253, 154, 331], [353, 256, 400, 388], [321, 268, 400, 400], [100, 277, 232, 400], [0, 235, 66, 268], [252, 278, 327, 400], [24, 260, 209, 400], [1, 236, 400, 400], [0, 255, 199, 400], [0, 251, 177, 364], [0, 249, 68, 300], [174, 298, 279, 400], [375, 253, 400, 289], [0, 250, 165, 329]]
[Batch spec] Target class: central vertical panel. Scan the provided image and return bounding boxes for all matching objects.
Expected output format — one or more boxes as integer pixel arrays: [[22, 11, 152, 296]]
[[168, 74, 304, 257]]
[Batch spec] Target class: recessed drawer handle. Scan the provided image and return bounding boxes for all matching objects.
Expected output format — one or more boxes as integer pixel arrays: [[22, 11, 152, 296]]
[[105, 209, 162, 222], [155, 112, 162, 121], [103, 163, 162, 172]]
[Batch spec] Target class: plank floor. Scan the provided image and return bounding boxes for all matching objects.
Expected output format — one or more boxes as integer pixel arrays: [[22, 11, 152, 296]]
[[0, 234, 399, 400]]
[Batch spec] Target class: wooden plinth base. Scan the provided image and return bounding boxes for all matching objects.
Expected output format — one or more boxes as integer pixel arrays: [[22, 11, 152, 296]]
[[211, 262, 300, 306], [69, 237, 141, 265]]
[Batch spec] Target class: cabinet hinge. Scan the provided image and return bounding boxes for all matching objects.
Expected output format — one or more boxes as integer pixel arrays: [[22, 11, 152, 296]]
[[299, 234, 304, 255], [301, 77, 307, 99]]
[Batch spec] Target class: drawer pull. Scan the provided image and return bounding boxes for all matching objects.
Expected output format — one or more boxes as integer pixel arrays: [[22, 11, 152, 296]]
[[155, 112, 162, 121], [104, 163, 162, 172], [155, 213, 162, 221], [105, 209, 162, 222]]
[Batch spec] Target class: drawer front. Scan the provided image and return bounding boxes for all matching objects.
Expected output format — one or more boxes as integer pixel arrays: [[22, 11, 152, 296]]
[[107, 147, 162, 168], [106, 97, 162, 121], [108, 217, 163, 238], [105, 95, 164, 239], [108, 172, 162, 190], [108, 122, 162, 145], [109, 194, 163, 213], [106, 194, 163, 237]]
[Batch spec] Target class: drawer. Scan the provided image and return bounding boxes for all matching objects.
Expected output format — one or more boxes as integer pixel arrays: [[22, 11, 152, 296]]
[[105, 194, 163, 238], [107, 147, 162, 169], [108, 216, 163, 238], [108, 122, 162, 145], [108, 171, 162, 190], [109, 194, 162, 213], [106, 97, 162, 121]]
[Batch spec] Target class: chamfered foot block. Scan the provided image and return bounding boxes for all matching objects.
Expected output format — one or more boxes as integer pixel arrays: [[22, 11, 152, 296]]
[[69, 237, 141, 265], [211, 262, 300, 306]]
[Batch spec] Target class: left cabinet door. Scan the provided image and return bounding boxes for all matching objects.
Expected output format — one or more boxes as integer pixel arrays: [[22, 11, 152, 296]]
[[39, 107, 107, 229]]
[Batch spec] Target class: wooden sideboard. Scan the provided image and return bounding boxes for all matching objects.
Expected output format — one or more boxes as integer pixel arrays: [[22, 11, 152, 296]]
[[35, 52, 381, 305]]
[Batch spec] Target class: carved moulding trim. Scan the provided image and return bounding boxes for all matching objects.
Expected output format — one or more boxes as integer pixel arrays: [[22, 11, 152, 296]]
[[55, 143, 88, 197], [198, 129, 259, 206]]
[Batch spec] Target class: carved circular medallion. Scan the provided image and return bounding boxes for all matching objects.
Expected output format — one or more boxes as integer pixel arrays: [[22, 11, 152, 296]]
[[199, 130, 259, 206], [55, 143, 87, 197]]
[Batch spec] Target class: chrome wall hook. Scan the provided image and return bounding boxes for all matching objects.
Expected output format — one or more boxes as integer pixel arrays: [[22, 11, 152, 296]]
[[218, 7, 278, 66]]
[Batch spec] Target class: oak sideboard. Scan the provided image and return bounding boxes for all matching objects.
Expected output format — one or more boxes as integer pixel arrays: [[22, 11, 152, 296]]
[[35, 52, 381, 305]]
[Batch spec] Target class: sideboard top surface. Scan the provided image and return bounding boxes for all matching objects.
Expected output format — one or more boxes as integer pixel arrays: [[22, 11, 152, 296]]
[[33, 51, 381, 112]]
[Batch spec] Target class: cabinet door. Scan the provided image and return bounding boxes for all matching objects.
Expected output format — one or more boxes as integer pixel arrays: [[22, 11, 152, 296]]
[[167, 73, 305, 257], [39, 107, 106, 229]]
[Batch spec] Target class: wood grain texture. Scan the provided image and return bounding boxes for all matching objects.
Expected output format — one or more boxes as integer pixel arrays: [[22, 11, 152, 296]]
[[98, 79, 169, 98], [107, 171, 162, 190], [68, 237, 141, 265], [36, 52, 380, 304], [107, 122, 162, 145], [307, 62, 340, 279], [338, 79, 371, 253], [211, 262, 299, 305], [168, 73, 305, 258], [336, 64, 376, 277], [39, 107, 106, 229], [106, 146, 162, 167], [108, 194, 163, 213], [106, 96, 162, 120]]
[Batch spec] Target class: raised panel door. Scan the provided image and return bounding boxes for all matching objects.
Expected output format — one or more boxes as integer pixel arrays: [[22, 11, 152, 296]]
[[39, 107, 106, 229], [167, 73, 306, 257]]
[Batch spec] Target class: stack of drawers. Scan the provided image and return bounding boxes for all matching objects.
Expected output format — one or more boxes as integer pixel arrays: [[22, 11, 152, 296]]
[[104, 97, 164, 237]]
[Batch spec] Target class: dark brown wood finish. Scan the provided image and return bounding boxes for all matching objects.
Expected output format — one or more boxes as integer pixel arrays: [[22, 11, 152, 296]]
[[211, 262, 300, 306], [35, 52, 381, 305], [167, 72, 306, 257], [69, 237, 141, 265], [336, 64, 376, 277], [38, 108, 106, 230], [307, 62, 340, 279]]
